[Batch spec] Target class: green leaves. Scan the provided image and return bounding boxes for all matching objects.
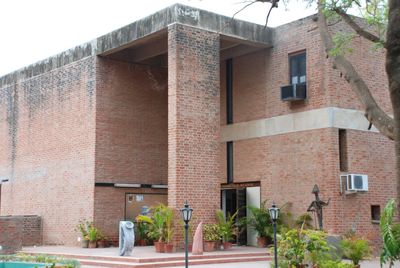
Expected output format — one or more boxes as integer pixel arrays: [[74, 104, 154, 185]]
[[330, 32, 356, 57], [216, 209, 238, 242], [380, 199, 400, 267], [340, 235, 370, 265]]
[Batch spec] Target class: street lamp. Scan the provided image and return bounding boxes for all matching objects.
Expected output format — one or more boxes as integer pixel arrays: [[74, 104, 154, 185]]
[[181, 201, 193, 268], [269, 201, 280, 268]]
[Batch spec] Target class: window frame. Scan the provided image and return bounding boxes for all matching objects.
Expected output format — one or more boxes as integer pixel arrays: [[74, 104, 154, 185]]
[[289, 51, 307, 85]]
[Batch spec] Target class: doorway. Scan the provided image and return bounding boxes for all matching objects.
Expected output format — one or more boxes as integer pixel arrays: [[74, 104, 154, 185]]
[[221, 184, 260, 246]]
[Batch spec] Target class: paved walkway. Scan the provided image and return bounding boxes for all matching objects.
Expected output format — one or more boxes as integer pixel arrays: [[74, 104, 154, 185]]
[[22, 245, 267, 259], [22, 246, 400, 268]]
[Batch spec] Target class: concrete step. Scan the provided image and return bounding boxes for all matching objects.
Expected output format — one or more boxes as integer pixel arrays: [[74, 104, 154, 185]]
[[22, 249, 271, 268], [23, 251, 270, 263], [76, 255, 272, 268]]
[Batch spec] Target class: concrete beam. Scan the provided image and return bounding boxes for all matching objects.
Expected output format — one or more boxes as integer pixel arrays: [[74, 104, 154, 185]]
[[0, 3, 272, 86], [96, 4, 272, 56]]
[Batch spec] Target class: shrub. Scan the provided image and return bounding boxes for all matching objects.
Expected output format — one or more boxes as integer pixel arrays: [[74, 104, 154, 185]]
[[203, 224, 220, 241], [340, 235, 370, 265], [278, 229, 333, 267]]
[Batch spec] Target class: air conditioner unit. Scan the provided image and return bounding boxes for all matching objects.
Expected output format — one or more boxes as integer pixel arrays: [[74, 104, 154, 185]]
[[340, 174, 368, 193], [280, 83, 307, 101]]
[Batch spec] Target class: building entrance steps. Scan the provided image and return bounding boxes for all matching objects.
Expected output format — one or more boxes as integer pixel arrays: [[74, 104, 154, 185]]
[[21, 246, 272, 268]]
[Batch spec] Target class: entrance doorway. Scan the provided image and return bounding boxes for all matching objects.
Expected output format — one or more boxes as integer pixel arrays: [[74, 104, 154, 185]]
[[221, 183, 260, 246]]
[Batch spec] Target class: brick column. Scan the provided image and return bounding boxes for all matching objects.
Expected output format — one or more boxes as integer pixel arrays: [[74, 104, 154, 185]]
[[168, 24, 220, 245]]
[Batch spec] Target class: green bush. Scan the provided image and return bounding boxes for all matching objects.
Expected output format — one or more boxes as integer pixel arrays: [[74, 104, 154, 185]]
[[278, 229, 334, 267], [203, 224, 220, 241], [216, 209, 238, 243], [136, 203, 174, 243], [340, 235, 370, 265]]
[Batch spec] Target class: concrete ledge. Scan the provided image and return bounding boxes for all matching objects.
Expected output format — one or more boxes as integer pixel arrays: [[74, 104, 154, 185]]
[[221, 107, 379, 142], [0, 3, 271, 87]]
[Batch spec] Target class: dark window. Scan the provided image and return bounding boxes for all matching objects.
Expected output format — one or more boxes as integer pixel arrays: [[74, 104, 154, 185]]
[[339, 129, 348, 172], [289, 52, 306, 85], [371, 205, 381, 222]]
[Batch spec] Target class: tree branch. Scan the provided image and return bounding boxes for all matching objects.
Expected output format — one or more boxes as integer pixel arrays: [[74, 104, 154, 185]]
[[318, 0, 394, 140], [334, 8, 385, 45]]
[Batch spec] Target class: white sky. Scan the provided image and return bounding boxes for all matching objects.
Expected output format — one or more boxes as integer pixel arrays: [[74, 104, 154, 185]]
[[0, 0, 316, 77]]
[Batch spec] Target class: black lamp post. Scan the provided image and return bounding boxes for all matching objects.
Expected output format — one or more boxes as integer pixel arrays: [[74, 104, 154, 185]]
[[269, 201, 280, 268], [181, 201, 193, 268]]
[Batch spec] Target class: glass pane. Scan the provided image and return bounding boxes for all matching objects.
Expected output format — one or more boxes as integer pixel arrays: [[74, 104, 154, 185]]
[[291, 76, 298, 84], [300, 75, 306, 83], [299, 54, 306, 76]]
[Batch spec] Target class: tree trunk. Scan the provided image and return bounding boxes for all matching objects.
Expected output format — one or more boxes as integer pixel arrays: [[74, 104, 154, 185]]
[[316, 0, 400, 211], [386, 0, 400, 209]]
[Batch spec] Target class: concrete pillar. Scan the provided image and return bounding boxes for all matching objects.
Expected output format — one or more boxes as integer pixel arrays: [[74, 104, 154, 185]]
[[168, 24, 221, 245]]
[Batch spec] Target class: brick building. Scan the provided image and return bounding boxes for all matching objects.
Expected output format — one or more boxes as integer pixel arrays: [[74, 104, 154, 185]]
[[0, 4, 394, 246]]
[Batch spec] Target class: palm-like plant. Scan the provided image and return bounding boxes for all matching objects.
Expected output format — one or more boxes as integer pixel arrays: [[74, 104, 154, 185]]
[[380, 199, 400, 267], [137, 204, 170, 242], [245, 200, 273, 240], [216, 209, 238, 243]]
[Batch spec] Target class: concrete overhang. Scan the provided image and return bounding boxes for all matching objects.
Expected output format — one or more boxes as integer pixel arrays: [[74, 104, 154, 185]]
[[96, 3, 272, 57], [0, 3, 272, 86]]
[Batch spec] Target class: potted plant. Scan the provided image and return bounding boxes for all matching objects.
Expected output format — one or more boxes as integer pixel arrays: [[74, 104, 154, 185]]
[[97, 231, 108, 248], [75, 220, 91, 248], [340, 235, 370, 268], [216, 209, 238, 250], [203, 224, 220, 252], [244, 200, 273, 247], [137, 203, 169, 253], [87, 224, 99, 248], [164, 205, 174, 253], [135, 216, 149, 246]]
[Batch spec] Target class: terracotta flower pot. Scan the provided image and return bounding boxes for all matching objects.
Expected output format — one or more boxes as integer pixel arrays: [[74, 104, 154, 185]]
[[165, 243, 174, 253], [204, 241, 216, 252], [257, 236, 271, 248], [154, 241, 165, 253], [97, 240, 106, 248], [223, 242, 232, 250], [137, 239, 147, 246], [88, 241, 97, 248]]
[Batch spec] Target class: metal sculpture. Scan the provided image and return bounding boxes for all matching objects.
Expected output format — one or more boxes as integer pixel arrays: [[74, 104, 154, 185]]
[[307, 184, 330, 230]]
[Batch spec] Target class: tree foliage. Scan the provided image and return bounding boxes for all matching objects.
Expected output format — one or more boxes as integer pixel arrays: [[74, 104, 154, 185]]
[[380, 199, 400, 267]]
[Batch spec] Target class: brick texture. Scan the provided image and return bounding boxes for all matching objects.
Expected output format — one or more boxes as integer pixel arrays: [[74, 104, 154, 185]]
[[0, 215, 42, 254], [0, 57, 96, 245], [168, 24, 221, 244], [0, 217, 22, 254], [218, 16, 394, 246], [95, 58, 168, 185], [93, 186, 167, 243]]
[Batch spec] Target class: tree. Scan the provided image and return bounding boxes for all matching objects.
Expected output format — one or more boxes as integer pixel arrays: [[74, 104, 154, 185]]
[[240, 0, 399, 209]]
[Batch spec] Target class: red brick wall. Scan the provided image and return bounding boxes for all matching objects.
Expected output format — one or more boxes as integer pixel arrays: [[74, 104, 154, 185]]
[[93, 58, 168, 242], [221, 127, 395, 241], [95, 58, 168, 185], [333, 130, 395, 246], [0, 215, 42, 253], [0, 57, 96, 245], [21, 215, 42, 246], [218, 16, 395, 244], [93, 186, 167, 242], [219, 16, 391, 125], [168, 24, 221, 244], [0, 217, 22, 254]]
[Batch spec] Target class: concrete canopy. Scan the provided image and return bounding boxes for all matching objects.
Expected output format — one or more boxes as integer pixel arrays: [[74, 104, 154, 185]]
[[0, 3, 272, 86]]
